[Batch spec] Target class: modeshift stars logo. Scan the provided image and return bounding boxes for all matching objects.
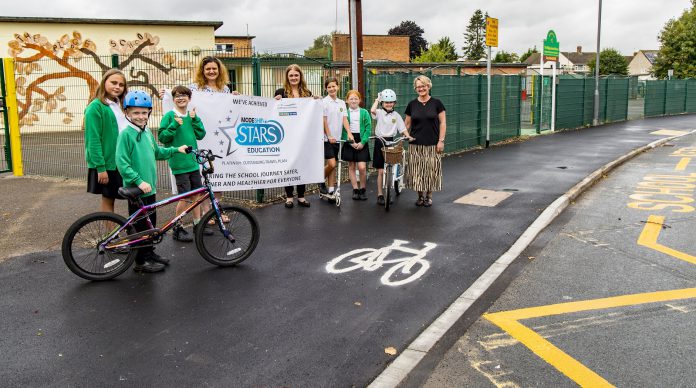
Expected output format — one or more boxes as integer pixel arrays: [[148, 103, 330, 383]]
[[235, 117, 284, 156]]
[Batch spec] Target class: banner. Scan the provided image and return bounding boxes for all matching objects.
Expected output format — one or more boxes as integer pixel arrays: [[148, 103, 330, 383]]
[[162, 92, 324, 191]]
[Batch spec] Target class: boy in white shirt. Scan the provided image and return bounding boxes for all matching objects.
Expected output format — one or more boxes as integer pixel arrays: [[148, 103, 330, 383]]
[[321, 77, 350, 200]]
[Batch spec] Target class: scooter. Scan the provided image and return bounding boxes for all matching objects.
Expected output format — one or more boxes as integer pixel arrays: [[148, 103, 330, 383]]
[[319, 139, 353, 207]]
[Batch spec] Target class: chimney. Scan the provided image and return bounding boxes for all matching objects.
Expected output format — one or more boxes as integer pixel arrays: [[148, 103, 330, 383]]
[[577, 46, 582, 54]]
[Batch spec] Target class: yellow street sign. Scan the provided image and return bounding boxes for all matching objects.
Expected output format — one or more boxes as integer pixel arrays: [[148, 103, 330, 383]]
[[486, 17, 499, 47]]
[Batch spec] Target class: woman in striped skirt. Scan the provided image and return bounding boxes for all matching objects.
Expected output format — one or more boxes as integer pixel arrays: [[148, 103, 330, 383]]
[[404, 75, 446, 207]]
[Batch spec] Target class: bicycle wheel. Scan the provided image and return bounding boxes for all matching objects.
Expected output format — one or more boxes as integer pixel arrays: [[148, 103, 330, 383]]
[[62, 212, 137, 281], [381, 259, 430, 286], [326, 248, 377, 273], [394, 164, 403, 196], [385, 165, 394, 212], [196, 205, 259, 266]]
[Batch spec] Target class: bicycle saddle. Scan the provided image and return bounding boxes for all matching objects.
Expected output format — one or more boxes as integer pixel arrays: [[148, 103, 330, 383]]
[[118, 186, 144, 202]]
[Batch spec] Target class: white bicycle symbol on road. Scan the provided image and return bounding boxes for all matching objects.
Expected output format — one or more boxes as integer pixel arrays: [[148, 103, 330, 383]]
[[326, 239, 437, 286]]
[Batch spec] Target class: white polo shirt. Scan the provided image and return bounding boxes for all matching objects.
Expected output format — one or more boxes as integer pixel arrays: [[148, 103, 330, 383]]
[[372, 108, 406, 137], [322, 95, 348, 142]]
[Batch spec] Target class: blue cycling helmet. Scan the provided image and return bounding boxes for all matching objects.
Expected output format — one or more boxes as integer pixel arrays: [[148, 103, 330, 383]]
[[123, 90, 152, 109]]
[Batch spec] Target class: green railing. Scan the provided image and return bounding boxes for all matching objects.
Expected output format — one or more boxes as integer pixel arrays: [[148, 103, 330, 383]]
[[645, 79, 696, 117]]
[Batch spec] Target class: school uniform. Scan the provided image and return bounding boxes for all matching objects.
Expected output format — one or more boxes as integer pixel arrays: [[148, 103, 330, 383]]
[[322, 95, 347, 159], [341, 107, 371, 162], [84, 98, 124, 198], [372, 108, 406, 169], [159, 109, 206, 193], [116, 124, 179, 258]]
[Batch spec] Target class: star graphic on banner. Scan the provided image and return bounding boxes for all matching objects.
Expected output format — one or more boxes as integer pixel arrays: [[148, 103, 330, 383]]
[[226, 116, 232, 122], [214, 130, 219, 136], [219, 140, 224, 146]]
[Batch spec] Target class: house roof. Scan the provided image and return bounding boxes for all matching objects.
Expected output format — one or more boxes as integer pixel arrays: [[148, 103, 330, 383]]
[[0, 16, 223, 30], [215, 35, 256, 40], [640, 50, 659, 64], [561, 51, 596, 65]]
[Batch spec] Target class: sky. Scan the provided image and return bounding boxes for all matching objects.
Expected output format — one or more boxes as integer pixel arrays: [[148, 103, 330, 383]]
[[5, 0, 693, 57]]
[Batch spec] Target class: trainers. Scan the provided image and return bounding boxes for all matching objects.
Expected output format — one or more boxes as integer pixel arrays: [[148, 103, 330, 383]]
[[377, 195, 385, 205], [359, 188, 368, 201], [352, 189, 360, 200], [319, 183, 328, 195], [172, 225, 193, 242], [133, 260, 165, 273], [144, 251, 169, 265]]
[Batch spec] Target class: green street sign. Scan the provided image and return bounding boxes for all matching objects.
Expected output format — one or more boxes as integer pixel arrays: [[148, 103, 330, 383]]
[[543, 30, 559, 61]]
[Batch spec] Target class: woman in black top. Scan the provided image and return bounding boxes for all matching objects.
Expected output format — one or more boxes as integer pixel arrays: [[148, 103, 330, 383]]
[[404, 75, 447, 207], [274, 64, 313, 208]]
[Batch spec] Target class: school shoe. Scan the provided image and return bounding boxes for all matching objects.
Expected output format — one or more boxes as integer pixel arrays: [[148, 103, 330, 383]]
[[352, 189, 360, 200], [297, 199, 311, 208], [172, 224, 193, 242], [145, 251, 170, 265], [133, 259, 166, 273], [359, 188, 368, 201], [319, 183, 328, 195]]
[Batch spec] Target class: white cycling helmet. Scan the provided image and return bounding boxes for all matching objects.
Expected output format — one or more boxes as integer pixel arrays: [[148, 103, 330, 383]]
[[380, 89, 397, 102]]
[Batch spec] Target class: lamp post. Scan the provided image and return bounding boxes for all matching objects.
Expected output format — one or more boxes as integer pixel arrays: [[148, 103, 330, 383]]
[[593, 0, 602, 126]]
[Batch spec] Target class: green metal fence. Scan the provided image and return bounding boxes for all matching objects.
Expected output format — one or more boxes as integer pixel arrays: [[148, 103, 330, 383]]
[[365, 72, 521, 150], [545, 76, 629, 130], [644, 79, 696, 117]]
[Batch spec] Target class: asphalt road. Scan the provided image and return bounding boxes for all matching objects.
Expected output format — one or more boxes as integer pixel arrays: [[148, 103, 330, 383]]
[[0, 114, 694, 386], [425, 131, 696, 387]]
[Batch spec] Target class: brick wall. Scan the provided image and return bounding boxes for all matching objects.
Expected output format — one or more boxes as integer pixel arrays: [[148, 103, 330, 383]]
[[332, 34, 410, 62]]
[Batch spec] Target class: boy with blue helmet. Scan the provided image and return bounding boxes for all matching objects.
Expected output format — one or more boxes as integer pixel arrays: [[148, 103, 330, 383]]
[[116, 90, 189, 273]]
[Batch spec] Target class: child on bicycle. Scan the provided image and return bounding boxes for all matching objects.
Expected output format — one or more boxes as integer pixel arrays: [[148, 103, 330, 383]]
[[116, 90, 189, 273], [370, 89, 412, 205], [158, 86, 206, 243], [321, 77, 350, 200]]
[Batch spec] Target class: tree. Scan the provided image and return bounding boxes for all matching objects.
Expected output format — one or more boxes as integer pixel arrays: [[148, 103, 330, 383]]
[[431, 37, 459, 61], [462, 9, 487, 60], [388, 20, 427, 60], [304, 33, 332, 59], [652, 1, 696, 78], [587, 48, 629, 75], [413, 43, 454, 63], [519, 46, 539, 62], [493, 50, 519, 63]]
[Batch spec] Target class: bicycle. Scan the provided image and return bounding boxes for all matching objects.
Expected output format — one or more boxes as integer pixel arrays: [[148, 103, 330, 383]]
[[376, 136, 410, 211], [62, 148, 260, 281], [325, 239, 436, 286]]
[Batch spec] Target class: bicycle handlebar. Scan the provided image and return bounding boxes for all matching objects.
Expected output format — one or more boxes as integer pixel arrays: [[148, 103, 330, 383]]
[[187, 148, 222, 164]]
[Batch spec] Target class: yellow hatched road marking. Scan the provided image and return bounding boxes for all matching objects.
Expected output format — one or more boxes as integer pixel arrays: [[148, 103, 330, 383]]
[[675, 157, 691, 171], [485, 288, 696, 387], [638, 215, 696, 265]]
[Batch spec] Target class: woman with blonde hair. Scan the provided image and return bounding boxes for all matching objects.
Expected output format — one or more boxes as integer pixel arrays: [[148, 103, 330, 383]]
[[190, 56, 231, 93], [404, 75, 446, 207]]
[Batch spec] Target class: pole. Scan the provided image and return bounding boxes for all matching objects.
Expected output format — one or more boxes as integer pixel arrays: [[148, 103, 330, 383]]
[[551, 61, 556, 132], [593, 0, 602, 126], [539, 43, 544, 133], [349, 0, 358, 91], [486, 45, 491, 148], [355, 0, 365, 102]]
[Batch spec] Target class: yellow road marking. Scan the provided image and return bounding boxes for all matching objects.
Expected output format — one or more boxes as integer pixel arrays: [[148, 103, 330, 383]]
[[637, 215, 696, 265], [485, 288, 696, 387], [675, 157, 691, 171]]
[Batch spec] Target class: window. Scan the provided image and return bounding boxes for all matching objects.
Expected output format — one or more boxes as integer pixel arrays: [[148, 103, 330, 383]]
[[216, 44, 235, 53]]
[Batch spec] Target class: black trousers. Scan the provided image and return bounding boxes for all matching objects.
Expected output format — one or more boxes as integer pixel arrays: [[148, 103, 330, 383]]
[[285, 185, 306, 198], [128, 194, 157, 261]]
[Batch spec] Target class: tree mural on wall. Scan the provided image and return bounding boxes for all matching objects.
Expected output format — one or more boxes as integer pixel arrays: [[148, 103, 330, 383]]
[[7, 31, 194, 127]]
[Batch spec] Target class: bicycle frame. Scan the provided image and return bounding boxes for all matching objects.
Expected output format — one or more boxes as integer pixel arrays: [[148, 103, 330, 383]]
[[101, 158, 228, 251]]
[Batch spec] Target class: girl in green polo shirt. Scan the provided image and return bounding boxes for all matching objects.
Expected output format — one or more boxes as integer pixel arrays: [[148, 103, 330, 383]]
[[84, 69, 129, 213]]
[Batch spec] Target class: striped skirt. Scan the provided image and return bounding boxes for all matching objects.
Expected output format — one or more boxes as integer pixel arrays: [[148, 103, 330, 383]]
[[405, 144, 442, 192]]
